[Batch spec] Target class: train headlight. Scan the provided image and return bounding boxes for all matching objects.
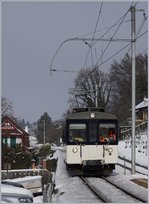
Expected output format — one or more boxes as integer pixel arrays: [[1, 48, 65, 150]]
[[72, 147, 78, 153], [105, 146, 113, 155], [108, 147, 113, 155], [90, 113, 95, 118], [108, 148, 113, 153]]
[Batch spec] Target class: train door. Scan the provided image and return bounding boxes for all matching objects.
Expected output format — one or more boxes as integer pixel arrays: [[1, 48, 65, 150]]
[[87, 121, 98, 158], [82, 121, 102, 161]]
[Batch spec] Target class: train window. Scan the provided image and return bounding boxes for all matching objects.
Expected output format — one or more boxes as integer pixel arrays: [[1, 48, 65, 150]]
[[69, 124, 86, 143], [88, 122, 97, 142], [99, 123, 116, 143]]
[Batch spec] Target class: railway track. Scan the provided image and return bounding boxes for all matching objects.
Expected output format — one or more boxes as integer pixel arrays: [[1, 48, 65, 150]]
[[80, 176, 147, 203], [80, 177, 106, 202]]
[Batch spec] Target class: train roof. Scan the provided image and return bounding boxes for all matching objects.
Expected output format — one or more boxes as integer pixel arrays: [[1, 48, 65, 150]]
[[66, 107, 117, 120]]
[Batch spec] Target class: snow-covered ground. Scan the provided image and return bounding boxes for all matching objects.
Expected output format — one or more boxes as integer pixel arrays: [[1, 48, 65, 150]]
[[3, 131, 148, 203], [49, 131, 148, 203], [118, 133, 148, 167], [51, 149, 148, 203], [51, 150, 100, 203]]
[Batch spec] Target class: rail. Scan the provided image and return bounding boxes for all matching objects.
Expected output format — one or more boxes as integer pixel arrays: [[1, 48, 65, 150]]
[[80, 176, 108, 202]]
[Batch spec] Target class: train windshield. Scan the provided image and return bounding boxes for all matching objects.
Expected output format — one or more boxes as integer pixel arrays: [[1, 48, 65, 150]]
[[99, 123, 116, 143], [69, 124, 86, 142]]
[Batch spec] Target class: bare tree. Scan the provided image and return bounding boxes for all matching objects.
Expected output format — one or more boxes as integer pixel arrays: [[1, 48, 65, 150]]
[[1, 97, 14, 117], [68, 67, 112, 110]]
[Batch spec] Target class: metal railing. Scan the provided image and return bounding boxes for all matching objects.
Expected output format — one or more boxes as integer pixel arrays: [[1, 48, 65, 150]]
[[1, 169, 52, 191], [120, 121, 148, 140]]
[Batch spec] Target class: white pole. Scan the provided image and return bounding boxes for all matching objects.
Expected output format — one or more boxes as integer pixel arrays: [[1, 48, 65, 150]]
[[43, 120, 46, 144], [131, 6, 136, 174]]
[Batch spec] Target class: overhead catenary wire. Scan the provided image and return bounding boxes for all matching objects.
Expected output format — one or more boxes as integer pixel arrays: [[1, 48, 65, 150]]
[[49, 1, 146, 75], [126, 11, 148, 54], [89, 2, 147, 75], [69, 30, 147, 100], [141, 48, 148, 54], [50, 30, 147, 74], [89, 30, 148, 74], [101, 13, 112, 39], [50, 12, 132, 74], [82, 3, 134, 69], [50, 37, 131, 73], [76, 19, 131, 39], [92, 1, 104, 45], [100, 13, 112, 64], [94, 3, 132, 68], [50, 68, 77, 73], [83, 1, 103, 68]]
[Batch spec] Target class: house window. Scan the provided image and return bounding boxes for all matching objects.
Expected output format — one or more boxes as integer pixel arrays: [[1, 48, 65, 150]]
[[137, 111, 143, 120], [11, 137, 16, 147], [4, 137, 8, 146]]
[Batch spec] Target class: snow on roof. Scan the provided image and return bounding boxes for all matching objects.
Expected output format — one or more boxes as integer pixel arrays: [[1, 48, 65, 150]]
[[29, 135, 38, 147], [135, 98, 148, 110]]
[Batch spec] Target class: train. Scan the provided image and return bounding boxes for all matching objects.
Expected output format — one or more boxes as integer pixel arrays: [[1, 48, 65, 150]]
[[62, 107, 119, 175]]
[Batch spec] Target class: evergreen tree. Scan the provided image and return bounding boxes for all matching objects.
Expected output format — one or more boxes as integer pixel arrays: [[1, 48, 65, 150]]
[[37, 112, 52, 144], [21, 119, 26, 129]]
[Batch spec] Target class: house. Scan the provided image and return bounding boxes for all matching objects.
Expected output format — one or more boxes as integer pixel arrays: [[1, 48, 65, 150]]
[[135, 98, 148, 124], [2, 115, 30, 149]]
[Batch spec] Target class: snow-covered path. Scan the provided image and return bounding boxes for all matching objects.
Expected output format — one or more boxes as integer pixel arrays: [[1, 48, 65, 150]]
[[52, 150, 100, 203]]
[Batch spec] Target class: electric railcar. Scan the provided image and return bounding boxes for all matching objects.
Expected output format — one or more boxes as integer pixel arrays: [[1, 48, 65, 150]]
[[62, 107, 119, 175]]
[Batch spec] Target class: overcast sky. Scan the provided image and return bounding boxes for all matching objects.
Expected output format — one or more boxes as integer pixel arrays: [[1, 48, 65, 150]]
[[2, 1, 148, 123]]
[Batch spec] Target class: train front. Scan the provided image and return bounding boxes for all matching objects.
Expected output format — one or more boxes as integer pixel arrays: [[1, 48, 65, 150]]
[[62, 108, 119, 175]]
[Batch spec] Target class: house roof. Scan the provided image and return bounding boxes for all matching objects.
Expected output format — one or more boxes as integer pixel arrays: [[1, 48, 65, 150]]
[[135, 98, 148, 110], [2, 115, 29, 136]]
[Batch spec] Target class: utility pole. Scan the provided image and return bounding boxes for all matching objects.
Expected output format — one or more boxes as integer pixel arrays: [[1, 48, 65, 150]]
[[95, 83, 98, 107], [43, 120, 46, 144], [131, 5, 136, 174]]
